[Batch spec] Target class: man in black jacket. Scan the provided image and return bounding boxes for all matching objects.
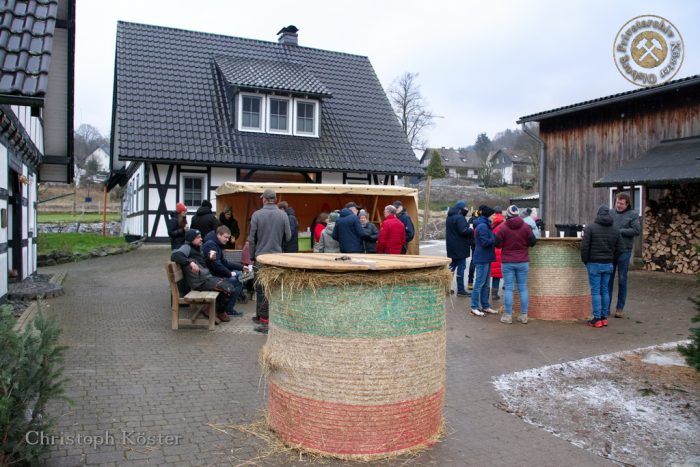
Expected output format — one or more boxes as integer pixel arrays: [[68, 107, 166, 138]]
[[445, 200, 472, 296], [278, 201, 299, 253], [190, 200, 218, 238], [202, 226, 245, 316], [581, 205, 622, 328]]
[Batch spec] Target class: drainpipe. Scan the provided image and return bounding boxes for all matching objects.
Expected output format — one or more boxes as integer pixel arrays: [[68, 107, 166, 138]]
[[522, 124, 545, 221]]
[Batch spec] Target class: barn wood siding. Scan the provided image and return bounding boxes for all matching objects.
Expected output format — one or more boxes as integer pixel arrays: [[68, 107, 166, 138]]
[[540, 90, 700, 228]]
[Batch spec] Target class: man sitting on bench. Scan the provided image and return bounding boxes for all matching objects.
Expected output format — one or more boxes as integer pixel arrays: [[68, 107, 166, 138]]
[[202, 225, 247, 316], [170, 229, 239, 322]]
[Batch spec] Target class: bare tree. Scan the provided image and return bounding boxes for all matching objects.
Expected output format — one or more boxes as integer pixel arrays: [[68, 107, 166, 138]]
[[74, 124, 109, 168], [514, 124, 541, 189], [388, 72, 434, 150]]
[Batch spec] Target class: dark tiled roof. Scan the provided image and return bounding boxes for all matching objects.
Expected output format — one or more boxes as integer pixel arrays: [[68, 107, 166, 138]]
[[518, 75, 700, 123], [215, 55, 331, 97], [0, 0, 57, 97], [114, 22, 421, 176], [421, 148, 483, 169], [593, 136, 700, 187]]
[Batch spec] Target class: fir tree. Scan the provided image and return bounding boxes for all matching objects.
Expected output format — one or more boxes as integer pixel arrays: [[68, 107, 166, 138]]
[[678, 255, 700, 371], [426, 149, 446, 179]]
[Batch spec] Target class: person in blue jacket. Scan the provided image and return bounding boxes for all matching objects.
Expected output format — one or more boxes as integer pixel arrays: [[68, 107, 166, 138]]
[[470, 205, 498, 317], [332, 203, 369, 253]]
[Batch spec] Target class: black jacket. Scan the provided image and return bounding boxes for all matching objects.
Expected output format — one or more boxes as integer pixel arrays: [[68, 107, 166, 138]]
[[396, 210, 415, 243], [581, 206, 622, 264], [218, 212, 240, 239], [445, 206, 472, 259], [361, 221, 379, 253], [201, 231, 243, 278], [282, 207, 299, 253], [190, 206, 218, 238], [167, 211, 187, 250]]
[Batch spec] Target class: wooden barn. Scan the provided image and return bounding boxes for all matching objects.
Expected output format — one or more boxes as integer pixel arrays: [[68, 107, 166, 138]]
[[518, 75, 700, 273]]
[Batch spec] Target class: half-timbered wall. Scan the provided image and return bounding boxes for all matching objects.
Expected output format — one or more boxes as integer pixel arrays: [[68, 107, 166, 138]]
[[121, 163, 399, 241], [540, 90, 700, 229]]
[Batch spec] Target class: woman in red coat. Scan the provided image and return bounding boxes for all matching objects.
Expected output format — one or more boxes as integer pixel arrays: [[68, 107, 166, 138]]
[[490, 209, 505, 300], [377, 205, 406, 254]]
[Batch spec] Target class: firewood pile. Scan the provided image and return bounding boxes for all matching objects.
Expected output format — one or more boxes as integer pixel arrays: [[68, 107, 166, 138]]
[[642, 187, 700, 274]]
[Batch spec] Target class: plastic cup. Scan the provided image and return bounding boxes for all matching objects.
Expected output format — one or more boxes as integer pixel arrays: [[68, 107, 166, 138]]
[[559, 232, 565, 238], [545, 231, 550, 238]]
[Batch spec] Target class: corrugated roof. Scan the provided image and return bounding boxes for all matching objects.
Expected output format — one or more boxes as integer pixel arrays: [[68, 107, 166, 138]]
[[0, 0, 57, 97], [518, 75, 700, 123], [113, 22, 422, 176], [593, 136, 700, 187]]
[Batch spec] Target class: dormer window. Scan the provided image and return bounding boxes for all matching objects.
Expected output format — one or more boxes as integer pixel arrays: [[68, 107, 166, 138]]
[[238, 93, 319, 137]]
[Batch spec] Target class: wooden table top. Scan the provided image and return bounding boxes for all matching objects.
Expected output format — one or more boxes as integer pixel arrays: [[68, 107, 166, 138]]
[[256, 253, 450, 271]]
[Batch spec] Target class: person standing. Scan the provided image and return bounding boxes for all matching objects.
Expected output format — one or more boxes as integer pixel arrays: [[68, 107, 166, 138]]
[[248, 189, 292, 334], [608, 193, 641, 318], [190, 199, 218, 238], [392, 201, 415, 254], [490, 207, 505, 300], [377, 205, 405, 254], [520, 208, 541, 238], [581, 205, 622, 328], [358, 209, 378, 253], [332, 202, 369, 253], [445, 200, 472, 297], [218, 206, 240, 248], [167, 202, 188, 250], [313, 212, 329, 244], [466, 210, 478, 292], [314, 211, 341, 253], [496, 205, 537, 324], [470, 206, 498, 317], [278, 201, 299, 253]]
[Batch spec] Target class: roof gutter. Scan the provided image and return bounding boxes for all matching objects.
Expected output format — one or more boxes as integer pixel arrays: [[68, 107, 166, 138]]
[[521, 124, 546, 222], [0, 93, 45, 108]]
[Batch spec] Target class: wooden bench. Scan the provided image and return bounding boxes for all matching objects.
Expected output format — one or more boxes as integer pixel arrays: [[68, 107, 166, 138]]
[[165, 262, 219, 331]]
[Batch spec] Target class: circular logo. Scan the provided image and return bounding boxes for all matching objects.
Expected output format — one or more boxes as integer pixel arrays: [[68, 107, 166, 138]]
[[613, 15, 684, 86]]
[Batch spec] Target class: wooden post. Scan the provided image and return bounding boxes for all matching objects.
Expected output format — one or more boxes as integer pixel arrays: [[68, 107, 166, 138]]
[[102, 185, 107, 237], [422, 176, 432, 240]]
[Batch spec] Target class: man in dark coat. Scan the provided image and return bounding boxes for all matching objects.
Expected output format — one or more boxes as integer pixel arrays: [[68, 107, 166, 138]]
[[392, 200, 415, 254], [167, 202, 188, 250], [278, 201, 299, 253], [202, 226, 245, 315], [332, 204, 369, 253], [190, 200, 218, 238], [445, 200, 472, 296], [608, 192, 641, 318], [470, 206, 497, 317], [581, 205, 622, 328]]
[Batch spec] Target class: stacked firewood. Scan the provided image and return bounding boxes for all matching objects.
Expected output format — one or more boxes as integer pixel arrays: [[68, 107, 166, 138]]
[[642, 187, 700, 274]]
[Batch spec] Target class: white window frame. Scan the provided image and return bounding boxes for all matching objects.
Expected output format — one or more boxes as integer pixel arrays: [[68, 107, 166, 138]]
[[293, 98, 319, 137], [609, 185, 643, 216], [237, 93, 265, 133], [266, 96, 292, 135], [181, 174, 206, 208]]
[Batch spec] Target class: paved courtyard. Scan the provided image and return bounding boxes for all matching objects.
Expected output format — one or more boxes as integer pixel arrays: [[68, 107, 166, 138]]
[[38, 245, 697, 466]]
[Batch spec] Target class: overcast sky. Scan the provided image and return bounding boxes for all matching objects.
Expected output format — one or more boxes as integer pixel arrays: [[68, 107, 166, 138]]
[[75, 0, 699, 150]]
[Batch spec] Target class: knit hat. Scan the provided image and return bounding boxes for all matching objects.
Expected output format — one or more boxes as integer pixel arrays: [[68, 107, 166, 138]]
[[201, 200, 212, 208], [185, 229, 201, 243], [329, 212, 339, 222], [454, 200, 466, 210], [261, 189, 276, 200], [358, 209, 368, 218], [479, 205, 495, 218], [506, 205, 519, 218], [176, 202, 187, 214], [392, 200, 403, 209]]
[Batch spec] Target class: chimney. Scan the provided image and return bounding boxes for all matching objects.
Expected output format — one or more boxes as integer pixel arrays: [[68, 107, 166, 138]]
[[277, 25, 299, 45]]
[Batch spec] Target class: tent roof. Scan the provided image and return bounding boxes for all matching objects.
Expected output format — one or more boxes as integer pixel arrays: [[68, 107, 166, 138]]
[[215, 182, 418, 197]]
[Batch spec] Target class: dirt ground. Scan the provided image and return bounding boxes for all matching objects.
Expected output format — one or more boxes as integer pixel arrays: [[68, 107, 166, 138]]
[[494, 342, 699, 466], [38, 182, 121, 212]]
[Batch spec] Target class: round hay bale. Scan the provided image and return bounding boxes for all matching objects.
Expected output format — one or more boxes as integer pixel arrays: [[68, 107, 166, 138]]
[[256, 253, 451, 459], [509, 238, 591, 320]]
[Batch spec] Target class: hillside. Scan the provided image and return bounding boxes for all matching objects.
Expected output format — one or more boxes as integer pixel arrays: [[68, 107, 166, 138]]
[[38, 182, 121, 213]]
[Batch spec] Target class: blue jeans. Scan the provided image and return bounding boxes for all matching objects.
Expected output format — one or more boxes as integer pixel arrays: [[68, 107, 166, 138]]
[[471, 263, 491, 310], [214, 276, 243, 314], [449, 258, 467, 294], [586, 262, 614, 319], [608, 251, 631, 312], [502, 262, 529, 316]]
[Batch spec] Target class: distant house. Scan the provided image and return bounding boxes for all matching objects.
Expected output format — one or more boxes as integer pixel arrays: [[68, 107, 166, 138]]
[[419, 148, 483, 179], [488, 148, 535, 185], [0, 0, 74, 297], [75, 146, 109, 186], [107, 23, 422, 242]]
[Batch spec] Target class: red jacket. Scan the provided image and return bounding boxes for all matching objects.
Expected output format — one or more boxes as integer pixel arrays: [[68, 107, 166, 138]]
[[490, 214, 505, 278], [495, 216, 537, 263], [377, 214, 405, 254]]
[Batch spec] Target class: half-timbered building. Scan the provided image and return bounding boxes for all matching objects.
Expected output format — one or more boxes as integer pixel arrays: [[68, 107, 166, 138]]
[[107, 23, 422, 242]]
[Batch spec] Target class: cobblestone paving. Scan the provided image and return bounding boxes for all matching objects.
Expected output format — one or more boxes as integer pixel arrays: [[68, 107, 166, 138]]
[[38, 245, 697, 466]]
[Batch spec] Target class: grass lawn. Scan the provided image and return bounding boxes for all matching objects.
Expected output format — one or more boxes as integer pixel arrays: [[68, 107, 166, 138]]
[[38, 212, 121, 223], [38, 232, 126, 255]]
